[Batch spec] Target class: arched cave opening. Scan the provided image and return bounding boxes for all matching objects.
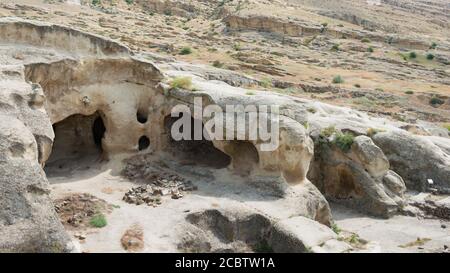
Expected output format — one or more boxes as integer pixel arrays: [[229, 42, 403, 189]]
[[163, 114, 231, 169], [224, 141, 260, 176], [44, 112, 106, 177], [327, 167, 363, 200]]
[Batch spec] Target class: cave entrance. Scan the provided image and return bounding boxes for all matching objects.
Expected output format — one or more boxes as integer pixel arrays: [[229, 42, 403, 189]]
[[164, 114, 231, 169], [44, 112, 106, 178]]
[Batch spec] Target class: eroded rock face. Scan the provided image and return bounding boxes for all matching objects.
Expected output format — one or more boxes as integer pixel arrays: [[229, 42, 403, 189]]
[[1, 18, 449, 252], [0, 66, 73, 252], [308, 134, 405, 217], [373, 131, 450, 193]]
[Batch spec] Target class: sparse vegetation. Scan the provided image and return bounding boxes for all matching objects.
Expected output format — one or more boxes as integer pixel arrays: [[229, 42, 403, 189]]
[[361, 38, 371, 43], [429, 96, 444, 106], [179, 47, 192, 55], [430, 42, 437, 49], [212, 60, 224, 68], [333, 132, 355, 152], [426, 53, 435, 60], [307, 107, 317, 113], [331, 223, 341, 235], [404, 90, 414, 95], [409, 52, 417, 59], [92, 0, 100, 5], [367, 46, 374, 53], [443, 124, 450, 132], [169, 77, 193, 90], [245, 91, 255, 96], [125, 0, 133, 4], [233, 43, 241, 51], [354, 84, 361, 88], [332, 75, 344, 84], [331, 44, 340, 51], [320, 126, 336, 138], [90, 213, 107, 228], [260, 78, 272, 88], [399, 237, 431, 248]]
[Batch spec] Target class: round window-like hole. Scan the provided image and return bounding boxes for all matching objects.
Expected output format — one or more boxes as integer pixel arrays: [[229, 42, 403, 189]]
[[138, 136, 150, 151], [137, 110, 148, 124]]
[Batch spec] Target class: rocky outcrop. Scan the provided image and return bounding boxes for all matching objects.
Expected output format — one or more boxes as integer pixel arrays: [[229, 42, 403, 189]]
[[180, 207, 350, 253], [308, 134, 406, 217], [373, 131, 450, 193], [0, 66, 73, 252]]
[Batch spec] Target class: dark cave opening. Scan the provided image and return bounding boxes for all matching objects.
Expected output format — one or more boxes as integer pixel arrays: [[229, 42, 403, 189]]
[[44, 112, 106, 177], [163, 114, 231, 169]]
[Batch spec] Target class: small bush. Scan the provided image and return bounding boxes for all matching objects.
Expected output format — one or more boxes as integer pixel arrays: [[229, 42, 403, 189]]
[[354, 84, 361, 88], [331, 223, 341, 235], [332, 75, 344, 84], [212, 60, 224, 68], [331, 44, 340, 51], [361, 38, 371, 43], [233, 43, 241, 51], [179, 47, 192, 55], [245, 91, 255, 96], [125, 0, 133, 4], [90, 214, 107, 228], [404, 90, 414, 95], [426, 53, 435, 60], [429, 96, 444, 106], [169, 77, 193, 90], [409, 52, 417, 59], [307, 107, 317, 113], [260, 78, 272, 88], [333, 132, 354, 152], [164, 10, 172, 16], [430, 42, 437, 49], [443, 124, 450, 132], [367, 46, 374, 53], [320, 126, 336, 138], [321, 22, 328, 27], [92, 0, 100, 5]]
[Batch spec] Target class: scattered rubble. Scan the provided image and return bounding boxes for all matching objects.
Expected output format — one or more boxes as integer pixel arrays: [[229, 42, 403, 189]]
[[122, 162, 197, 206], [54, 193, 113, 229], [121, 224, 145, 252]]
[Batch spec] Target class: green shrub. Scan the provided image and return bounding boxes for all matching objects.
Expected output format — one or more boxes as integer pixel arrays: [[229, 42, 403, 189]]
[[333, 132, 355, 152], [331, 223, 341, 235], [430, 42, 437, 49], [331, 44, 340, 51], [169, 77, 193, 90], [320, 126, 336, 138], [361, 38, 371, 43], [354, 84, 361, 88], [321, 22, 328, 27], [443, 124, 450, 132], [92, 0, 100, 5], [260, 78, 272, 88], [367, 46, 374, 53], [409, 52, 417, 59], [212, 60, 224, 68], [332, 75, 344, 84], [125, 0, 133, 4], [404, 90, 414, 95], [233, 43, 241, 51], [164, 10, 172, 16], [429, 96, 444, 106], [245, 91, 255, 96], [179, 47, 192, 55], [90, 213, 107, 228], [426, 53, 435, 60]]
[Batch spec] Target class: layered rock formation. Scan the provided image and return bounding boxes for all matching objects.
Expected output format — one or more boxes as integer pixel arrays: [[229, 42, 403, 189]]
[[0, 17, 449, 252]]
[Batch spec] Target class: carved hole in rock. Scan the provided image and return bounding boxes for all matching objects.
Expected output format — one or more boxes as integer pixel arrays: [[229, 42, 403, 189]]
[[44, 112, 105, 177], [224, 141, 259, 176], [138, 136, 150, 151], [136, 108, 148, 124], [163, 114, 231, 169]]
